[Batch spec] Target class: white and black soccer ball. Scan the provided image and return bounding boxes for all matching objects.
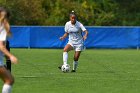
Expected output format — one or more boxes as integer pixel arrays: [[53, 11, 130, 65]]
[[61, 64, 70, 73]]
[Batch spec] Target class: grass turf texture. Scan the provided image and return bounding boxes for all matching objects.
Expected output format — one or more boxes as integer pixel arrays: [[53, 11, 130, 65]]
[[1, 49, 140, 93]]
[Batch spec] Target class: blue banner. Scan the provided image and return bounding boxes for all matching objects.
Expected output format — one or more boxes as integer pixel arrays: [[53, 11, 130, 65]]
[[8, 26, 140, 48]]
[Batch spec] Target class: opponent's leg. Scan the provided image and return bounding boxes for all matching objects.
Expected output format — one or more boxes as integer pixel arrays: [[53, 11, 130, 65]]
[[0, 66, 14, 93], [5, 41, 11, 72]]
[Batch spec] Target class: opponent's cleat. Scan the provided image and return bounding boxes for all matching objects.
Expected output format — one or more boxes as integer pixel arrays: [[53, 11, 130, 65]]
[[4, 65, 7, 68], [71, 70, 76, 72]]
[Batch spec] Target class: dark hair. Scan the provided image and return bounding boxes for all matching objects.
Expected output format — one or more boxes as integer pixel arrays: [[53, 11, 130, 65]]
[[0, 7, 10, 19], [0, 7, 5, 11], [70, 10, 77, 17]]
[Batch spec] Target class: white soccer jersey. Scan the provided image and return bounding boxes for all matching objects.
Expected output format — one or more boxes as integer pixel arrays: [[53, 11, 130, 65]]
[[0, 23, 7, 41], [0, 23, 7, 66], [65, 21, 86, 45]]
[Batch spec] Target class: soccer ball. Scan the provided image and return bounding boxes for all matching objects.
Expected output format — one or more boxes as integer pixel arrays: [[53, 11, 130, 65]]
[[61, 64, 70, 73]]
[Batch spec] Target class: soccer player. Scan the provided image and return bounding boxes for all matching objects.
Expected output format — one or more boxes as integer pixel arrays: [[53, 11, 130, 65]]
[[1, 8, 12, 72], [0, 7, 18, 93], [59, 11, 88, 72]]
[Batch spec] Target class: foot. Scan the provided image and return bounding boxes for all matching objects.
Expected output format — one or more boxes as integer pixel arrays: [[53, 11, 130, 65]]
[[4, 65, 7, 68], [58, 66, 61, 70], [71, 70, 76, 72]]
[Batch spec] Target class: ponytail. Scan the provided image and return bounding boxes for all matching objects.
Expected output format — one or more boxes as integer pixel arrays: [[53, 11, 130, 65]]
[[70, 10, 76, 17]]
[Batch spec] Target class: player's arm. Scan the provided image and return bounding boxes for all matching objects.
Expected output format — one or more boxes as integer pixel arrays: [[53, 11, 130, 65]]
[[80, 23, 88, 40], [0, 41, 18, 64], [60, 22, 69, 40], [59, 32, 69, 41], [83, 30, 88, 40], [4, 19, 12, 37]]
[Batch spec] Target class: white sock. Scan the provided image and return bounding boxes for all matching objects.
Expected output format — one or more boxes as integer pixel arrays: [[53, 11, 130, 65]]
[[73, 61, 78, 71], [2, 84, 12, 93], [63, 52, 68, 65]]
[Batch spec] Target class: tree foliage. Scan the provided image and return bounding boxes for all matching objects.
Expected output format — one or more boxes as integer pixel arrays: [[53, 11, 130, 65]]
[[0, 0, 139, 26]]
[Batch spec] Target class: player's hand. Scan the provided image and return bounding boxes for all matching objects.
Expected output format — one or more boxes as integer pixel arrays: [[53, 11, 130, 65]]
[[10, 55, 18, 64], [59, 37, 64, 41], [83, 36, 87, 41]]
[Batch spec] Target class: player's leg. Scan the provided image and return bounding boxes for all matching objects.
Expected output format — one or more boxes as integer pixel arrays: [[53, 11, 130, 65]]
[[63, 44, 73, 65], [72, 51, 81, 72], [58, 44, 73, 69], [5, 41, 11, 72], [0, 66, 14, 93], [72, 44, 84, 72]]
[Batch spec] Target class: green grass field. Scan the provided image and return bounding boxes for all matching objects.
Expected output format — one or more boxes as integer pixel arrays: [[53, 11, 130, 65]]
[[1, 49, 140, 93]]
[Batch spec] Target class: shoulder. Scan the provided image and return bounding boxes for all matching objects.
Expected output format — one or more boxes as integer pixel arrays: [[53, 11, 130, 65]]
[[65, 21, 71, 26], [76, 21, 81, 24], [76, 21, 84, 27], [76, 21, 86, 31]]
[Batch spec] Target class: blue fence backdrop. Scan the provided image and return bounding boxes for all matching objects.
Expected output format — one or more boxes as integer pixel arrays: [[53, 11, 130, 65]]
[[8, 26, 140, 48]]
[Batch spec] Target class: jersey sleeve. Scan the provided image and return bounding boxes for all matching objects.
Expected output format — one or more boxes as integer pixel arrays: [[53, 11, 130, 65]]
[[64, 22, 69, 33], [0, 30, 7, 41], [80, 23, 86, 32]]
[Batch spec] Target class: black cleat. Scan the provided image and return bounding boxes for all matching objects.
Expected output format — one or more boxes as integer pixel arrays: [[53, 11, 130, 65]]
[[58, 66, 61, 70], [4, 65, 7, 68], [71, 70, 76, 72]]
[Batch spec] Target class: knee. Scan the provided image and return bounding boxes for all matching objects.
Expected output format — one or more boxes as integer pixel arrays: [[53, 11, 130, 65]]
[[63, 48, 68, 52], [10, 77, 15, 85], [74, 57, 78, 61], [63, 49, 66, 52], [5, 77, 14, 85]]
